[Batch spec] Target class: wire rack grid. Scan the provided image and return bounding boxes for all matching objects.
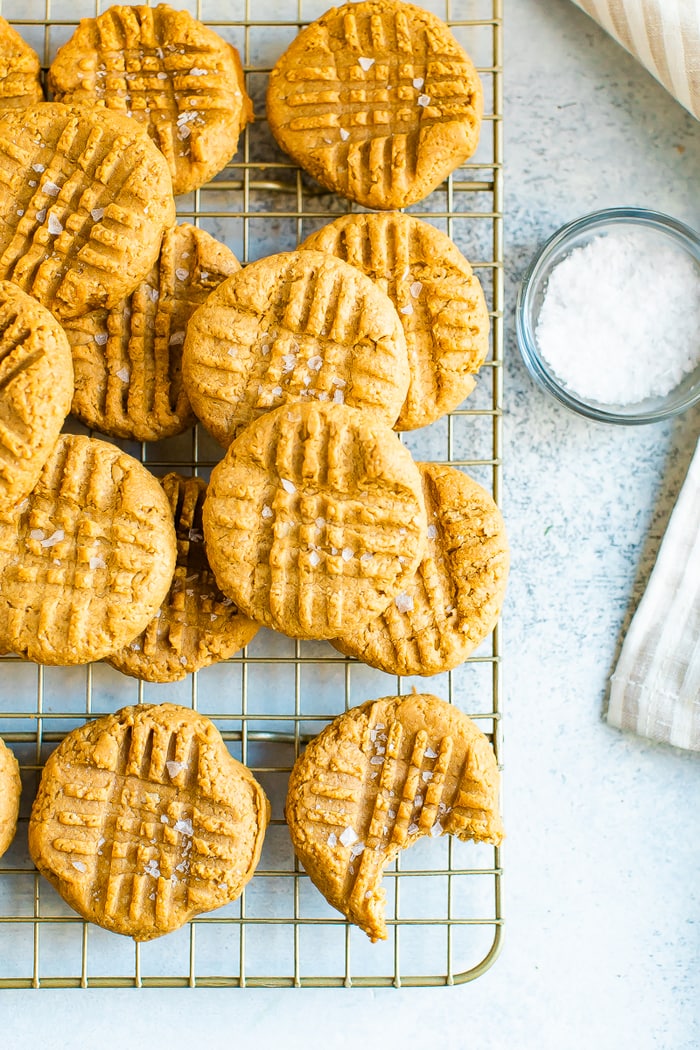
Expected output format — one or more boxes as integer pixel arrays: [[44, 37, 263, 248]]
[[0, 0, 504, 988]]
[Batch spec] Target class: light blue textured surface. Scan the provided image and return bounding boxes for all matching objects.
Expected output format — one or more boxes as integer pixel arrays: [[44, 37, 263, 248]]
[[0, 0, 698, 1046]]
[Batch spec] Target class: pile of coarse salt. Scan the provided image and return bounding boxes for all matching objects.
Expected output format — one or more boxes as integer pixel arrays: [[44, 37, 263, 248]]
[[535, 229, 700, 404]]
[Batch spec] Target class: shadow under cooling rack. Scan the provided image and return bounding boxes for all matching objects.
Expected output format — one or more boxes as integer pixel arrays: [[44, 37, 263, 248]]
[[0, 0, 504, 989]]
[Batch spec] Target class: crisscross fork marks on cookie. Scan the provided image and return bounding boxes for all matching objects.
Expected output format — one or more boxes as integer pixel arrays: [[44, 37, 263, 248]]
[[347, 725, 454, 915], [0, 280, 72, 511], [48, 722, 242, 929], [107, 473, 257, 682], [67, 224, 238, 441], [0, 104, 174, 317], [332, 464, 509, 676], [2, 121, 127, 291], [265, 408, 417, 635], [203, 402, 426, 639], [268, 0, 483, 207], [89, 8, 229, 168], [283, 12, 476, 139], [49, 5, 253, 194], [0, 434, 176, 663], [285, 694, 503, 941], [30, 705, 270, 939], [301, 212, 490, 429], [183, 250, 409, 446]]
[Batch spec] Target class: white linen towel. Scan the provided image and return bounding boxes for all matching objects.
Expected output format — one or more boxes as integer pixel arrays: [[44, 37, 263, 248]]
[[571, 0, 700, 121], [608, 439, 700, 750]]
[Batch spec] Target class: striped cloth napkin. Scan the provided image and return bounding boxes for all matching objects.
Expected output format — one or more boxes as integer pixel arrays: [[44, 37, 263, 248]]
[[572, 0, 700, 120], [607, 440, 700, 750]]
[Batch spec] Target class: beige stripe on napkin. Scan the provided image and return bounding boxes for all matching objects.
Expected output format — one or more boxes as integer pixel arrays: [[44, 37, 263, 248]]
[[608, 440, 700, 750], [572, 0, 700, 120]]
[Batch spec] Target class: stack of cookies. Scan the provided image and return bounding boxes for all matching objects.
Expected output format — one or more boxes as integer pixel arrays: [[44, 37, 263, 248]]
[[0, 1, 507, 943]]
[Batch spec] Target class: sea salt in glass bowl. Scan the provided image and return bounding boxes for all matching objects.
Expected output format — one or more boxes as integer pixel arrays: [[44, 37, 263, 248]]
[[516, 207, 700, 424]]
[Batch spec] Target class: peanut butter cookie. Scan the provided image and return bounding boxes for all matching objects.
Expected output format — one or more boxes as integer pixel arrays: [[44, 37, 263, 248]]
[[0, 281, 74, 515], [49, 4, 253, 196], [202, 401, 427, 639], [0, 434, 176, 665], [182, 249, 409, 447], [0, 736, 21, 860], [267, 0, 483, 209], [108, 474, 258, 682], [0, 17, 44, 112], [67, 224, 240, 442], [286, 692, 504, 941], [301, 212, 490, 429], [332, 464, 509, 675], [29, 703, 270, 940], [0, 102, 175, 320]]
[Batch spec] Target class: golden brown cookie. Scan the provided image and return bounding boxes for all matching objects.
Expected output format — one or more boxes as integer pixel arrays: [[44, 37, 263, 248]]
[[266, 0, 483, 210], [301, 212, 490, 430], [0, 434, 176, 665], [66, 224, 240, 442], [0, 101, 175, 320], [0, 281, 74, 515], [0, 735, 21, 860], [182, 249, 410, 448], [0, 17, 44, 112], [286, 692, 504, 941], [108, 473, 258, 682], [48, 4, 253, 196], [29, 703, 270, 940], [202, 401, 427, 639], [332, 464, 509, 675]]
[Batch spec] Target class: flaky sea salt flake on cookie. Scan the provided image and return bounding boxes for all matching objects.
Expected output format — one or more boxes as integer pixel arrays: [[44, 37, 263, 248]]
[[48, 4, 253, 196], [301, 212, 490, 429], [332, 463, 509, 675], [0, 102, 175, 319], [0, 434, 176, 664], [266, 0, 483, 210], [29, 703, 270, 940], [67, 223, 240, 442], [182, 249, 409, 447], [202, 401, 427, 639], [286, 692, 504, 941]]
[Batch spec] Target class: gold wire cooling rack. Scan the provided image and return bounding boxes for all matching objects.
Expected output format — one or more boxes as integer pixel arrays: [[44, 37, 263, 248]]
[[0, 0, 503, 988]]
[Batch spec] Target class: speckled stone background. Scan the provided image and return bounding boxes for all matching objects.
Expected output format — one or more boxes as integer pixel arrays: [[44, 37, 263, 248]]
[[2, 0, 698, 1046]]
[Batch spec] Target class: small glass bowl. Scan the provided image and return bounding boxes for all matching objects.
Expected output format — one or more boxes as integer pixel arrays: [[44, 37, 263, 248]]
[[516, 207, 700, 424]]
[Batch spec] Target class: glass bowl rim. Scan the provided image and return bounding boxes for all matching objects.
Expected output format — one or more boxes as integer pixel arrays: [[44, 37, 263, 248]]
[[515, 206, 700, 425]]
